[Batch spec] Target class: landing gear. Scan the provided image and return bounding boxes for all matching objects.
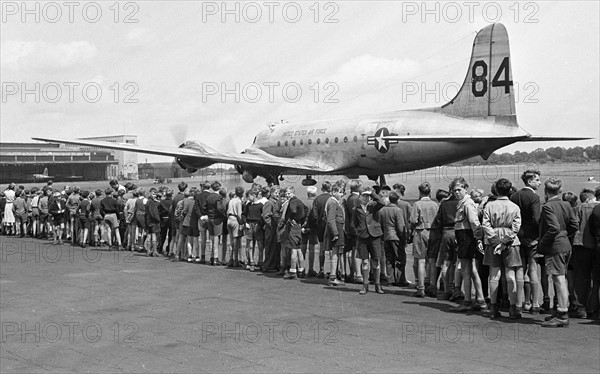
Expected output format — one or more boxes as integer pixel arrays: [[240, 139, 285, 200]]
[[367, 174, 387, 186], [302, 175, 317, 186]]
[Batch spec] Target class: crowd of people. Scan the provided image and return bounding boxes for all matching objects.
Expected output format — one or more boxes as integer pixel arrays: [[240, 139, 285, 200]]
[[1, 171, 599, 328]]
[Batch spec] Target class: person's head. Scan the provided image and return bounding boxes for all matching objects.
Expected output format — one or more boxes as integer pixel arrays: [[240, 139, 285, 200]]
[[109, 179, 119, 188], [495, 178, 512, 197], [105, 188, 113, 196], [332, 185, 344, 200], [211, 181, 221, 191], [321, 181, 332, 193], [219, 187, 227, 198], [246, 189, 257, 202], [95, 189, 103, 197], [184, 189, 191, 198], [379, 189, 390, 204], [118, 189, 125, 197], [235, 186, 245, 198], [595, 186, 600, 200], [261, 187, 270, 198], [359, 187, 372, 204], [335, 179, 347, 191], [178, 181, 188, 192], [349, 179, 362, 193], [125, 182, 133, 191], [470, 188, 484, 204], [81, 190, 90, 199], [132, 190, 139, 198], [435, 189, 450, 202], [285, 186, 295, 199], [15, 189, 22, 198], [418, 182, 431, 197], [7, 183, 15, 190], [450, 177, 469, 200], [229, 191, 235, 199], [392, 183, 406, 197], [137, 187, 146, 197], [72, 186, 80, 194], [372, 185, 381, 194], [306, 186, 317, 198], [165, 190, 173, 199], [201, 181, 211, 191], [562, 192, 578, 208], [579, 188, 595, 204], [521, 170, 541, 190], [544, 177, 562, 198]]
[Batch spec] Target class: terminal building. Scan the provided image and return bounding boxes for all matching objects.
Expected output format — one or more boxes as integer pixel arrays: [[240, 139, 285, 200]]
[[73, 135, 139, 180], [0, 142, 118, 184]]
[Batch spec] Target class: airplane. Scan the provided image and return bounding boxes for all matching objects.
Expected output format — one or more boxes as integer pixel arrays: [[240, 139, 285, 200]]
[[32, 168, 54, 182], [33, 23, 590, 187]]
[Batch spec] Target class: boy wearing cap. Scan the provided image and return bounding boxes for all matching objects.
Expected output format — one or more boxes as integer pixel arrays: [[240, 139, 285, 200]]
[[352, 187, 385, 294]]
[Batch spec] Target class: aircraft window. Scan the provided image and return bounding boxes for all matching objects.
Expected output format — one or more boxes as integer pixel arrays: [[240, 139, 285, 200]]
[[325, 138, 329, 144], [277, 141, 281, 147], [308, 139, 312, 145], [292, 140, 296, 146], [353, 136, 358, 142], [317, 138, 321, 144], [344, 136, 348, 143], [300, 139, 304, 145], [285, 140, 288, 146], [334, 137, 339, 143]]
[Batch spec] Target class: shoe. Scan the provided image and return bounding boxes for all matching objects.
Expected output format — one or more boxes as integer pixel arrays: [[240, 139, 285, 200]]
[[283, 272, 297, 280], [509, 305, 522, 319], [354, 276, 364, 284], [316, 271, 325, 279], [488, 304, 501, 319], [449, 301, 473, 312], [53, 240, 58, 245], [213, 259, 222, 266], [195, 257, 201, 264], [425, 287, 437, 298], [199, 258, 206, 265], [530, 306, 541, 315], [523, 302, 532, 313], [226, 260, 234, 267], [413, 290, 425, 298], [449, 291, 465, 303], [395, 281, 412, 287], [541, 314, 569, 328], [472, 300, 488, 311], [249, 265, 255, 272], [187, 256, 193, 263], [58, 239, 63, 245], [329, 278, 343, 286], [307, 270, 318, 278], [246, 264, 251, 270], [298, 270, 306, 278], [344, 275, 354, 283], [569, 308, 587, 319], [233, 260, 240, 267], [359, 285, 369, 295], [541, 300, 550, 313], [375, 285, 384, 294], [544, 312, 557, 321]]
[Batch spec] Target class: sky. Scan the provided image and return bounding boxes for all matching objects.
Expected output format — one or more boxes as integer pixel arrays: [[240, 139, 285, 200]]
[[2, 1, 598, 163]]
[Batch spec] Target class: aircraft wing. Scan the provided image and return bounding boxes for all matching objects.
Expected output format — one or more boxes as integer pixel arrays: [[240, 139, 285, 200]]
[[31, 137, 336, 174]]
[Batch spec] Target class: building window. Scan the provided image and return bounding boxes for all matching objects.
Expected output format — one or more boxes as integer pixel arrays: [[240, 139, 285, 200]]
[[277, 141, 281, 147], [126, 140, 135, 144], [300, 139, 304, 145], [284, 140, 288, 146], [325, 138, 329, 144]]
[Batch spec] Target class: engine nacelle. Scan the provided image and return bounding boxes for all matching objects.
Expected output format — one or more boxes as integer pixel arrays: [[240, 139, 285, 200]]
[[235, 165, 258, 183], [175, 140, 214, 173]]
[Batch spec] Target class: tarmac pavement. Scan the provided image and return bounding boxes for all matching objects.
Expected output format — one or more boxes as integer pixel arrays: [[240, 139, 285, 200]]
[[1, 236, 599, 373]]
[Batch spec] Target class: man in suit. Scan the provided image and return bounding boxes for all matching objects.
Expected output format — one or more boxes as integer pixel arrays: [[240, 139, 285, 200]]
[[539, 178, 579, 327], [510, 169, 544, 314], [352, 187, 385, 294], [310, 181, 332, 278], [344, 179, 362, 283], [393, 183, 412, 286], [378, 191, 408, 287]]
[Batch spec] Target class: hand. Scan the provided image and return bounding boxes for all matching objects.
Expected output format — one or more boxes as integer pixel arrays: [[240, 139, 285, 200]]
[[245, 223, 250, 229], [493, 243, 503, 255], [333, 236, 338, 242], [477, 240, 484, 255]]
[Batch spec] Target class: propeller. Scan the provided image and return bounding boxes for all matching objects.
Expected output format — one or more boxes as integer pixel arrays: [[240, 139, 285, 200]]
[[170, 124, 189, 145]]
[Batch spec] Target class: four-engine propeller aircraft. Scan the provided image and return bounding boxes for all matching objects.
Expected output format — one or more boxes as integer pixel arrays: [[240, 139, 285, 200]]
[[34, 23, 589, 186], [32, 168, 54, 183]]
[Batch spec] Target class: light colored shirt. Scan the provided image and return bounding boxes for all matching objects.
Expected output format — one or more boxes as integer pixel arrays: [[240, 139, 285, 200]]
[[481, 196, 521, 246]]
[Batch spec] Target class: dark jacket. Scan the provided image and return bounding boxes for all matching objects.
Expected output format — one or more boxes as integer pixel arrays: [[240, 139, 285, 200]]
[[352, 192, 384, 239], [538, 197, 579, 255], [378, 203, 407, 241], [324, 197, 345, 246], [510, 188, 541, 246], [344, 193, 360, 236], [311, 193, 331, 241]]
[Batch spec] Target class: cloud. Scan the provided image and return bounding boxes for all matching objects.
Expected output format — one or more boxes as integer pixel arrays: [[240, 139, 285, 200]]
[[127, 27, 154, 46], [1, 40, 97, 71]]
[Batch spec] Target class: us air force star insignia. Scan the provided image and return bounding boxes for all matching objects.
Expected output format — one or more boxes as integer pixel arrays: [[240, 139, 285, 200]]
[[366, 127, 398, 154]]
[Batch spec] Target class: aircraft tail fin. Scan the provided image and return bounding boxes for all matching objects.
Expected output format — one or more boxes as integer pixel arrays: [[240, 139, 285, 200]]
[[439, 23, 516, 121]]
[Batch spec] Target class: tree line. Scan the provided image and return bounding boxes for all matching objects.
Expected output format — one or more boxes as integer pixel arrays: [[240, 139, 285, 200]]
[[455, 145, 599, 165]]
